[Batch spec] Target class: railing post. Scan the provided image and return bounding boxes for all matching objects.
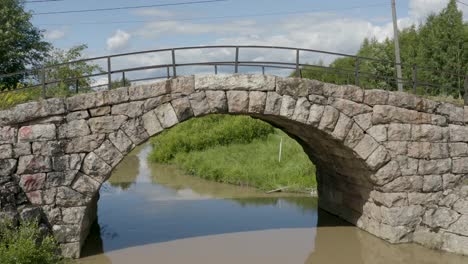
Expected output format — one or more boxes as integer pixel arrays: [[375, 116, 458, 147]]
[[355, 58, 360, 86], [122, 71, 126, 87], [412, 64, 417, 94], [295, 49, 300, 78], [262, 66, 265, 75], [235, 47, 239, 74], [464, 74, 468, 106], [41, 68, 46, 98], [166, 66, 170, 79], [214, 65, 218, 75], [107, 57, 112, 90], [171, 49, 177, 78], [75, 79, 79, 94]]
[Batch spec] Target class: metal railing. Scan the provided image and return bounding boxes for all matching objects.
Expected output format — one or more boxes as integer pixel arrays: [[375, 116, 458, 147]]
[[0, 45, 467, 105]]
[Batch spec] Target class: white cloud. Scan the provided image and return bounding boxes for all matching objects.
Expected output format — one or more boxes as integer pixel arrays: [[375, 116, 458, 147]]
[[409, 0, 468, 21], [44, 29, 67, 40], [132, 8, 175, 17], [107, 30, 131, 51]]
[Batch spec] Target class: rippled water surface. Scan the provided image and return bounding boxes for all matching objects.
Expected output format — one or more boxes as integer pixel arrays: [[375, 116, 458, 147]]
[[77, 145, 468, 264]]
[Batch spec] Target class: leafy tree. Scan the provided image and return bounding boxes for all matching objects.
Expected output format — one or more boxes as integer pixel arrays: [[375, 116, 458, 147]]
[[111, 77, 132, 89], [0, 0, 51, 90], [43, 44, 102, 96]]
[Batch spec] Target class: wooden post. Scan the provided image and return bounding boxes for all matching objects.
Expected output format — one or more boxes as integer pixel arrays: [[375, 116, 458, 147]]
[[295, 49, 300, 78]]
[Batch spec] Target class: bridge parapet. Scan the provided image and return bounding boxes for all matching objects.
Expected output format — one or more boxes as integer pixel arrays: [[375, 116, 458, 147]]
[[0, 74, 467, 258]]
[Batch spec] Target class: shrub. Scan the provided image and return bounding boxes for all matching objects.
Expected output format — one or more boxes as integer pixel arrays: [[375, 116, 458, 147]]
[[0, 220, 65, 264]]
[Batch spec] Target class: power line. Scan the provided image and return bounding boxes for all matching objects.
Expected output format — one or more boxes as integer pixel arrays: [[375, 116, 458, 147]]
[[456, 0, 468, 7], [37, 2, 390, 26], [23, 0, 64, 3], [33, 0, 228, 15]]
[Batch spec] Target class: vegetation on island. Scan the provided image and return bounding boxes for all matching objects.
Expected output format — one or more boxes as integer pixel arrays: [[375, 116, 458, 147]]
[[149, 115, 317, 192], [0, 220, 65, 264]]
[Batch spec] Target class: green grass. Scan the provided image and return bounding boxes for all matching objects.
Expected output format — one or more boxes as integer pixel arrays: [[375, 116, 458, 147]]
[[0, 220, 65, 264], [149, 115, 274, 162], [149, 115, 316, 192]]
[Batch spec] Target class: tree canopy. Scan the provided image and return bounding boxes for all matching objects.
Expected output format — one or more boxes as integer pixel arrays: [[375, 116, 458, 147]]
[[0, 0, 51, 89]]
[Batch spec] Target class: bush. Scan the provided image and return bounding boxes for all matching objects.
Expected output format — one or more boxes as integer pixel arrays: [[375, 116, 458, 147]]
[[0, 220, 65, 264], [149, 115, 275, 162]]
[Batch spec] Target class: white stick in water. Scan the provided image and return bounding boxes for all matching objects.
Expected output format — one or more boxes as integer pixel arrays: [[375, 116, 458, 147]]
[[278, 137, 283, 163]]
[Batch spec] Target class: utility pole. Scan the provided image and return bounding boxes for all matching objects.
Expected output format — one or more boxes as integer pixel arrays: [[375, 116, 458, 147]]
[[391, 0, 403, 92]]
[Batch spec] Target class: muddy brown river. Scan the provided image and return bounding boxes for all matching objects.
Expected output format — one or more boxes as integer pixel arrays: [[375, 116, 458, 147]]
[[76, 145, 468, 264]]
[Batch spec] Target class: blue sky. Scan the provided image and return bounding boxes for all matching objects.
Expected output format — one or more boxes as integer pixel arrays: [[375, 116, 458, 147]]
[[23, 0, 468, 82]]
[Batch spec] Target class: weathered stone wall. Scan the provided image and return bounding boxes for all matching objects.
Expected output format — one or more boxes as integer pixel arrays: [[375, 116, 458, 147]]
[[0, 74, 467, 258]]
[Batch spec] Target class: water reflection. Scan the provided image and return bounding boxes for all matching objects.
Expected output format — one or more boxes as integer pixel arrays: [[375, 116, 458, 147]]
[[79, 145, 468, 264]]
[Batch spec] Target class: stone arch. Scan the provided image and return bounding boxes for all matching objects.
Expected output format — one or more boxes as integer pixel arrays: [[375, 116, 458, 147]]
[[0, 74, 467, 258]]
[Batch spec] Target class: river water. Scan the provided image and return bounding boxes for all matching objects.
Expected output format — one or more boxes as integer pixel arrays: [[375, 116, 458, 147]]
[[77, 145, 468, 264]]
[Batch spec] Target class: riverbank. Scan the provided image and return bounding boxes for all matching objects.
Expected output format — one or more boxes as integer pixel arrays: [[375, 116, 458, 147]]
[[148, 115, 316, 193]]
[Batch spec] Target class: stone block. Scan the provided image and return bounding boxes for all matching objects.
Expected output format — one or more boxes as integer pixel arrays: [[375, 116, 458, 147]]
[[449, 124, 468, 142], [395, 156, 419, 176], [344, 123, 365, 149], [65, 134, 105, 153], [363, 89, 388, 106], [58, 120, 90, 139], [71, 173, 100, 197], [142, 111, 164, 136], [17, 155, 51, 174], [465, 106, 468, 124], [436, 103, 464, 124], [353, 134, 379, 160], [318, 106, 339, 132], [418, 159, 451, 175], [62, 207, 87, 225], [276, 77, 323, 97], [171, 76, 195, 95], [155, 103, 179, 128], [322, 83, 364, 102], [411, 125, 448, 142], [366, 145, 390, 171], [291, 97, 310, 123], [143, 94, 172, 111], [378, 176, 423, 192], [380, 205, 424, 227], [129, 81, 169, 101], [307, 104, 324, 127], [52, 224, 80, 243], [25, 190, 43, 205], [32, 141, 65, 156], [248, 91, 267, 114], [111, 101, 144, 118], [408, 192, 442, 206], [88, 115, 127, 134], [66, 92, 105, 111], [264, 92, 282, 115], [422, 175, 443, 192], [94, 140, 124, 167], [413, 226, 443, 249], [371, 160, 401, 186], [442, 232, 468, 255], [108, 130, 133, 154], [372, 105, 446, 126], [367, 125, 387, 142], [452, 157, 468, 174], [0, 144, 13, 159], [66, 110, 89, 121], [60, 242, 81, 259], [227, 91, 249, 113], [423, 208, 460, 229], [205, 91, 227, 113], [56, 186, 90, 207], [12, 142, 31, 157], [46, 171, 78, 188], [19, 173, 46, 192], [331, 113, 352, 141], [370, 191, 408, 207], [189, 91, 211, 116], [89, 106, 110, 117], [353, 113, 372, 131], [331, 98, 372, 117], [384, 141, 407, 157], [171, 97, 193, 121], [0, 126, 17, 144], [448, 143, 468, 157], [0, 159, 16, 177], [196, 74, 275, 91], [387, 124, 411, 141], [81, 152, 112, 183], [18, 124, 56, 142], [121, 118, 150, 145], [308, 94, 327, 104]]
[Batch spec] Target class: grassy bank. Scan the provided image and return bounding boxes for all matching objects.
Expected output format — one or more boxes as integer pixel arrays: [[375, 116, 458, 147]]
[[149, 115, 316, 192]]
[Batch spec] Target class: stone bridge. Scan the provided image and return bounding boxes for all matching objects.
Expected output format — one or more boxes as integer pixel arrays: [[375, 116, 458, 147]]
[[0, 74, 467, 258]]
